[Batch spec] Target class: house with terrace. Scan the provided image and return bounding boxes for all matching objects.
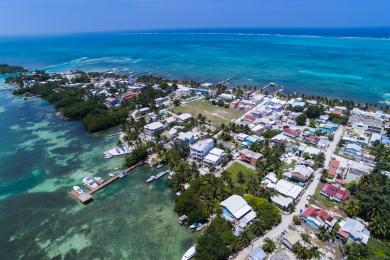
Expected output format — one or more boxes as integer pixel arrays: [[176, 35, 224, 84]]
[[287, 164, 314, 184], [239, 149, 263, 166], [220, 195, 257, 235], [301, 205, 337, 230], [189, 138, 214, 161], [144, 121, 165, 138], [320, 183, 350, 203], [203, 148, 225, 167]]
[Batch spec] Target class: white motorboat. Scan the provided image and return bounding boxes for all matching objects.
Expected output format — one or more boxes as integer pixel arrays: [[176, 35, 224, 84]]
[[82, 176, 99, 190], [73, 186, 84, 195], [181, 245, 196, 260], [94, 176, 104, 184]]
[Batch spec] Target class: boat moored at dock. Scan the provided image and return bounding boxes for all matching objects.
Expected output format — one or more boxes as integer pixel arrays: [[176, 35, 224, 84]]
[[73, 185, 84, 195], [182, 245, 196, 260], [82, 176, 99, 190], [145, 169, 172, 183]]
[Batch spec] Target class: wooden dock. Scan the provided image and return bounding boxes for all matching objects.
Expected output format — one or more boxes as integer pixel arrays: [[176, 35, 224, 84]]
[[68, 161, 145, 204], [69, 191, 93, 204]]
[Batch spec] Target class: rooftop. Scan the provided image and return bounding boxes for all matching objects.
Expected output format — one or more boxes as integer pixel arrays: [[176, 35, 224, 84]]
[[220, 194, 254, 219]]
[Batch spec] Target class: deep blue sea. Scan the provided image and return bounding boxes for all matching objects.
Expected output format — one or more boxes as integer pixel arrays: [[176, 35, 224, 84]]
[[0, 28, 390, 104]]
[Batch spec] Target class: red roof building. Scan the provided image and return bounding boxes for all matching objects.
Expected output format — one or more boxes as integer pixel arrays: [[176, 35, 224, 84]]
[[301, 205, 337, 229], [327, 160, 340, 176], [304, 135, 320, 145], [244, 114, 256, 122], [320, 183, 350, 203], [283, 128, 301, 138], [122, 91, 139, 101]]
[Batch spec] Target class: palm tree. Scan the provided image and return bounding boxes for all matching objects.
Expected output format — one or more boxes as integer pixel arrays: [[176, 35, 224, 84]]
[[202, 200, 215, 216], [317, 226, 331, 242], [301, 233, 311, 245], [309, 246, 321, 259], [345, 200, 360, 217], [369, 215, 387, 239], [250, 220, 265, 236]]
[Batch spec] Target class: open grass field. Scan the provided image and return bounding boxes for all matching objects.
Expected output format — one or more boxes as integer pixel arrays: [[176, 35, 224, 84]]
[[226, 162, 257, 182], [172, 100, 243, 126]]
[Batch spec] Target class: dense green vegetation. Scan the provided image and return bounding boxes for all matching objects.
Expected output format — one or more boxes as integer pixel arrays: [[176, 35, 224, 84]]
[[0, 64, 27, 74], [251, 140, 286, 178], [292, 243, 320, 260], [348, 172, 390, 240], [329, 113, 349, 125], [345, 243, 373, 260], [124, 144, 149, 167], [244, 195, 281, 228], [8, 71, 131, 132], [196, 217, 238, 260], [296, 113, 307, 126]]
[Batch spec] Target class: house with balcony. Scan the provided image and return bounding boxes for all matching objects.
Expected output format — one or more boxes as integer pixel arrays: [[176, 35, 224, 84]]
[[190, 139, 214, 161], [239, 149, 263, 166], [203, 148, 225, 166], [144, 121, 165, 137]]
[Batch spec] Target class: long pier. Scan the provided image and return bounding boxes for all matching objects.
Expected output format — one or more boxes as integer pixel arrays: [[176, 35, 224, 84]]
[[216, 76, 235, 85], [69, 161, 144, 204]]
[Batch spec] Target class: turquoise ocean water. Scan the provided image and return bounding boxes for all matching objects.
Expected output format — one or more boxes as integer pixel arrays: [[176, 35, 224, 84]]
[[0, 76, 194, 259], [1, 28, 390, 104], [0, 28, 390, 259]]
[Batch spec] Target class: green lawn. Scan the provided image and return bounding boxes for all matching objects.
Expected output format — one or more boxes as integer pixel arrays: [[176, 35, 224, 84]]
[[368, 237, 390, 259], [172, 100, 243, 126], [226, 162, 257, 182]]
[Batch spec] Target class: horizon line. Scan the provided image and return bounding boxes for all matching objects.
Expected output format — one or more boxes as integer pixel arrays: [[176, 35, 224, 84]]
[[1, 26, 390, 38]]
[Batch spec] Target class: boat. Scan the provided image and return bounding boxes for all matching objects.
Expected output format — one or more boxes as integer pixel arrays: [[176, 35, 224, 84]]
[[114, 167, 119, 171], [118, 172, 128, 178], [17, 147, 27, 151], [94, 176, 104, 184], [181, 246, 196, 260], [108, 173, 115, 177], [82, 176, 99, 190], [73, 186, 84, 195], [155, 163, 165, 169], [146, 175, 156, 183], [189, 222, 201, 229], [196, 224, 206, 231]]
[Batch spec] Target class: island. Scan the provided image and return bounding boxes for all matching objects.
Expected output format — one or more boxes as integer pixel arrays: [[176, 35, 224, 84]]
[[4, 68, 390, 260], [0, 64, 27, 74]]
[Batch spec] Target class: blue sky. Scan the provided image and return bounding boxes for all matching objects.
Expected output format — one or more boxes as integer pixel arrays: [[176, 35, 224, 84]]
[[1, 0, 389, 35]]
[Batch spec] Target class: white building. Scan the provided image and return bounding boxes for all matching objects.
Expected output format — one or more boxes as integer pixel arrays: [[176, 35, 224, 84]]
[[269, 179, 303, 200], [190, 139, 214, 161], [177, 113, 192, 123], [154, 96, 169, 107], [144, 121, 165, 137], [203, 148, 225, 166]]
